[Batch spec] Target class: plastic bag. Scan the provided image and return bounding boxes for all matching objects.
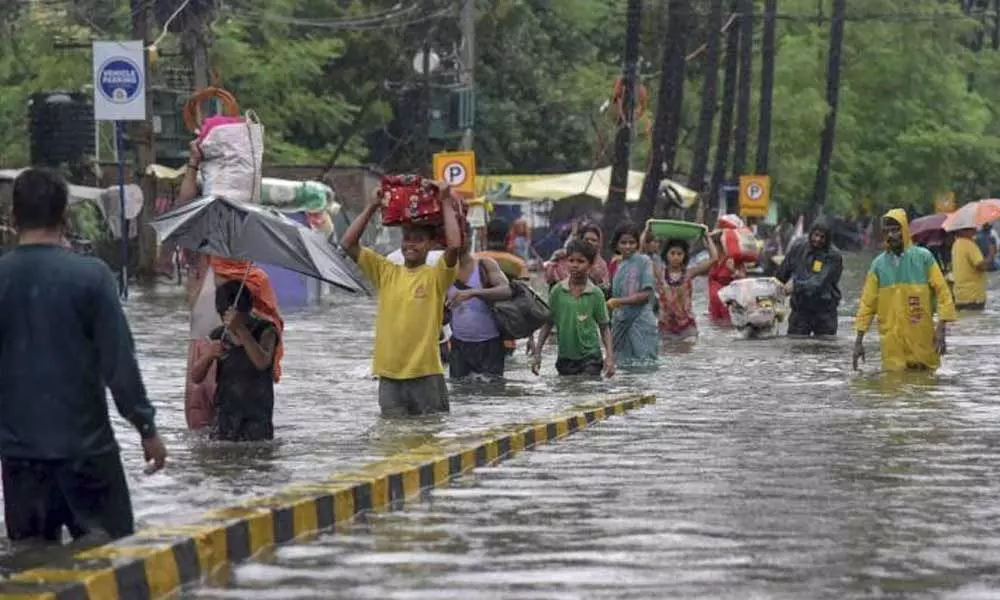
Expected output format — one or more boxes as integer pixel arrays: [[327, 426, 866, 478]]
[[199, 112, 264, 204], [718, 277, 787, 335], [721, 228, 760, 263]]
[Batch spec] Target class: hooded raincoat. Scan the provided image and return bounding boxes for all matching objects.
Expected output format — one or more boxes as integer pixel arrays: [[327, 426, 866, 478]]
[[855, 209, 957, 371], [776, 216, 843, 336]]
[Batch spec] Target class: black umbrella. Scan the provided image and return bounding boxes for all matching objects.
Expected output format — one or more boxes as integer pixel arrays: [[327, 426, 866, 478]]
[[150, 195, 368, 294]]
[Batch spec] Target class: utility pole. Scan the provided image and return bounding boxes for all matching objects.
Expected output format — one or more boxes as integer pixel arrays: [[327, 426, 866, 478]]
[[756, 0, 778, 174], [710, 0, 741, 216], [604, 0, 642, 236], [131, 0, 157, 278], [812, 0, 846, 212], [731, 0, 753, 179], [689, 0, 724, 194], [459, 0, 475, 151]]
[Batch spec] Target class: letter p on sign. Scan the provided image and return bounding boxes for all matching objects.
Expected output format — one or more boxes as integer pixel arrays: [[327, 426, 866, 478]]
[[433, 151, 477, 198]]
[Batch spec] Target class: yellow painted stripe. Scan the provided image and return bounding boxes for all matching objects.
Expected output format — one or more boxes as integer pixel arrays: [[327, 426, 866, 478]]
[[10, 568, 117, 599], [555, 419, 569, 439], [291, 497, 319, 540], [483, 440, 499, 464]]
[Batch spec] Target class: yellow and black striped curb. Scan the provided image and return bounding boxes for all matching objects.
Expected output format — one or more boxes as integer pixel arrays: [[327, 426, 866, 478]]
[[0, 393, 655, 600]]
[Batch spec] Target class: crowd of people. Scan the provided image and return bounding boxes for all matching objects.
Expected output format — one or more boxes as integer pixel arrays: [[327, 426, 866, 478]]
[[0, 167, 986, 554]]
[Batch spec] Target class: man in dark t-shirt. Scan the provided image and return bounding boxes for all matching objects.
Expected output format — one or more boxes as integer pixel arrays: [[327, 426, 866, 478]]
[[0, 168, 166, 544], [191, 280, 278, 441]]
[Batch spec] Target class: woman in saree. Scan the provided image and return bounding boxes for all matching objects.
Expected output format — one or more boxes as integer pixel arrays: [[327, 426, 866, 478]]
[[607, 222, 659, 365]]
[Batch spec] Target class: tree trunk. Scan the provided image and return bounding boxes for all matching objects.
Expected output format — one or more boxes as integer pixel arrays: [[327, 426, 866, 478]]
[[604, 0, 642, 237], [756, 0, 777, 175], [812, 0, 846, 213], [709, 1, 741, 217], [730, 0, 753, 179], [688, 0, 724, 194], [637, 0, 690, 225]]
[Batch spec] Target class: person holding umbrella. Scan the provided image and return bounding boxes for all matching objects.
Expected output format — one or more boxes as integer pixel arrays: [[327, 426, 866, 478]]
[[940, 199, 1000, 310]]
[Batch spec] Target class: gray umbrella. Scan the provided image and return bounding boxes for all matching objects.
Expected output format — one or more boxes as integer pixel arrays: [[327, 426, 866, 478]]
[[150, 195, 368, 294]]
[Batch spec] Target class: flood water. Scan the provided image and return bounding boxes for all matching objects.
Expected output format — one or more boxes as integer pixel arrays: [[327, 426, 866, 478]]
[[10, 253, 1000, 599]]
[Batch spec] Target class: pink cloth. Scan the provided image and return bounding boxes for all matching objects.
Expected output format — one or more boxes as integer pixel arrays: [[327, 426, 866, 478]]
[[185, 338, 217, 429], [197, 115, 244, 141]]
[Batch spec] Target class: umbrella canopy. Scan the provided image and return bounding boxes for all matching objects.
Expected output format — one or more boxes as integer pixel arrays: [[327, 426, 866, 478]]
[[942, 199, 1000, 232], [909, 213, 948, 244], [150, 195, 368, 294]]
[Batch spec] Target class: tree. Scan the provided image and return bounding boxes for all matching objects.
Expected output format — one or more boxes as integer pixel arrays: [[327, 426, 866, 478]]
[[688, 0, 724, 193]]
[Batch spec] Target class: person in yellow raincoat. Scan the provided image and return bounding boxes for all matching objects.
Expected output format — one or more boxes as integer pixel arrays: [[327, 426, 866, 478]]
[[853, 209, 957, 372]]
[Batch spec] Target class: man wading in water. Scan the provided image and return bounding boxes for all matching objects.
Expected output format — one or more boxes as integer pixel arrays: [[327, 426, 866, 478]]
[[0, 168, 166, 545], [854, 209, 957, 372], [341, 187, 462, 416]]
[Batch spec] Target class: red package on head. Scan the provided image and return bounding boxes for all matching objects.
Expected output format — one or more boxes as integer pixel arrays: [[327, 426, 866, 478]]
[[721, 228, 759, 264], [716, 214, 747, 230], [378, 175, 445, 227]]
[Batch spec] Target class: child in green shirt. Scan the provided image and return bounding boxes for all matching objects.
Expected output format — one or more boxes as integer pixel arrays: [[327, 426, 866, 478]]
[[532, 239, 615, 377]]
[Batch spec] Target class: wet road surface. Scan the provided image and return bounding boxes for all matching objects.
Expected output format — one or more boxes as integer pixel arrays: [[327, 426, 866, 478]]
[[9, 254, 1000, 598]]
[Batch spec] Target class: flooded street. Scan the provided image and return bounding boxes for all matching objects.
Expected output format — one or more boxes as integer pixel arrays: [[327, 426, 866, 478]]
[[11, 253, 1000, 598]]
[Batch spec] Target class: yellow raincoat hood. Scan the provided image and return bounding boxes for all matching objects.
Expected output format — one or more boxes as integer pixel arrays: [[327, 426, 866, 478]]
[[882, 208, 912, 250], [856, 208, 956, 371]]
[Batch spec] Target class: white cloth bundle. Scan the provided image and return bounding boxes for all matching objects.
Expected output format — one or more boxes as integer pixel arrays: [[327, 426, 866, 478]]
[[199, 112, 264, 203]]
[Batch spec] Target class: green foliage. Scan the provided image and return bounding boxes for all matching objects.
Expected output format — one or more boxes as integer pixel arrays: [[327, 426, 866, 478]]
[[4, 0, 1000, 220]]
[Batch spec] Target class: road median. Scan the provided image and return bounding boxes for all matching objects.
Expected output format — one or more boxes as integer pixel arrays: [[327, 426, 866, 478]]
[[0, 393, 655, 600]]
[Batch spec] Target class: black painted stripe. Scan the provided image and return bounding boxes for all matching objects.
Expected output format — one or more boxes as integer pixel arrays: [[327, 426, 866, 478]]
[[448, 454, 462, 476], [523, 428, 535, 449], [566, 416, 578, 432], [272, 507, 295, 544], [54, 582, 91, 600], [418, 463, 435, 490], [546, 422, 558, 441], [474, 445, 487, 467], [225, 520, 252, 562], [388, 473, 405, 508], [352, 482, 373, 513], [170, 538, 201, 588], [114, 559, 152, 600], [497, 435, 512, 459], [316, 494, 335, 529], [584, 410, 597, 423], [624, 399, 635, 410]]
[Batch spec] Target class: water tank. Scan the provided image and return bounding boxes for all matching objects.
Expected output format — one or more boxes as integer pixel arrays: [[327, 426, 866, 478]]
[[29, 92, 95, 167]]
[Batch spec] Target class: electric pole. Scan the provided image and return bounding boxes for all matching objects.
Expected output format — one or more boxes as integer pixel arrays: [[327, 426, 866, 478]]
[[756, 0, 777, 175], [459, 0, 475, 151], [813, 0, 846, 212], [710, 0, 740, 216], [731, 0, 753, 180], [131, 0, 157, 278], [604, 0, 642, 236]]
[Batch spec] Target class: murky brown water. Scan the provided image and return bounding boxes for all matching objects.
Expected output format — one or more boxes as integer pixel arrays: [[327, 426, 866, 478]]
[[9, 254, 1000, 598]]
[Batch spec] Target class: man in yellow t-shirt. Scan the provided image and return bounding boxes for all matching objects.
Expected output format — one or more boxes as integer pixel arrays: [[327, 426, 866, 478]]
[[951, 228, 993, 310], [340, 187, 461, 417]]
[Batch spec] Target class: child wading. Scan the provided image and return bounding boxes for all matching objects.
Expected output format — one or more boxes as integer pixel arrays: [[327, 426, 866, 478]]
[[192, 281, 279, 442], [341, 187, 462, 417], [658, 238, 701, 341], [608, 222, 659, 365], [532, 240, 615, 377]]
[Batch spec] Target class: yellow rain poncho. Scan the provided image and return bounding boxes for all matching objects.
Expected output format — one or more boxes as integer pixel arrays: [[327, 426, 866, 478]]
[[855, 209, 957, 371]]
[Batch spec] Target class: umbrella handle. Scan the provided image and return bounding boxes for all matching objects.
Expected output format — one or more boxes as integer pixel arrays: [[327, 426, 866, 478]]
[[221, 261, 254, 339]]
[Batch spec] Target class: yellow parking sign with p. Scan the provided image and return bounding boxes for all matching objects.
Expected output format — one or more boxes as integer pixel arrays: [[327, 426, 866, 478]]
[[433, 151, 477, 198], [739, 175, 771, 219]]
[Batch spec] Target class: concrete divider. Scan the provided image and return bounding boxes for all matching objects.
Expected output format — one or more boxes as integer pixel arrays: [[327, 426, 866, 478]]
[[0, 393, 655, 600]]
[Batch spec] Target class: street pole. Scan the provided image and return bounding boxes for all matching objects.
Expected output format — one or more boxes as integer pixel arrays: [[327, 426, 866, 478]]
[[756, 0, 778, 175], [604, 0, 642, 236], [812, 0, 846, 213], [459, 0, 475, 151], [131, 0, 157, 279]]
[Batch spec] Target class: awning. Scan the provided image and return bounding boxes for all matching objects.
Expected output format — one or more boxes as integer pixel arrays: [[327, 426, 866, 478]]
[[480, 167, 698, 208]]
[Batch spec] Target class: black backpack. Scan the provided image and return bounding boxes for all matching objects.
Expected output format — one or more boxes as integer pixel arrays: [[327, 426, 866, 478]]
[[453, 260, 551, 339]]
